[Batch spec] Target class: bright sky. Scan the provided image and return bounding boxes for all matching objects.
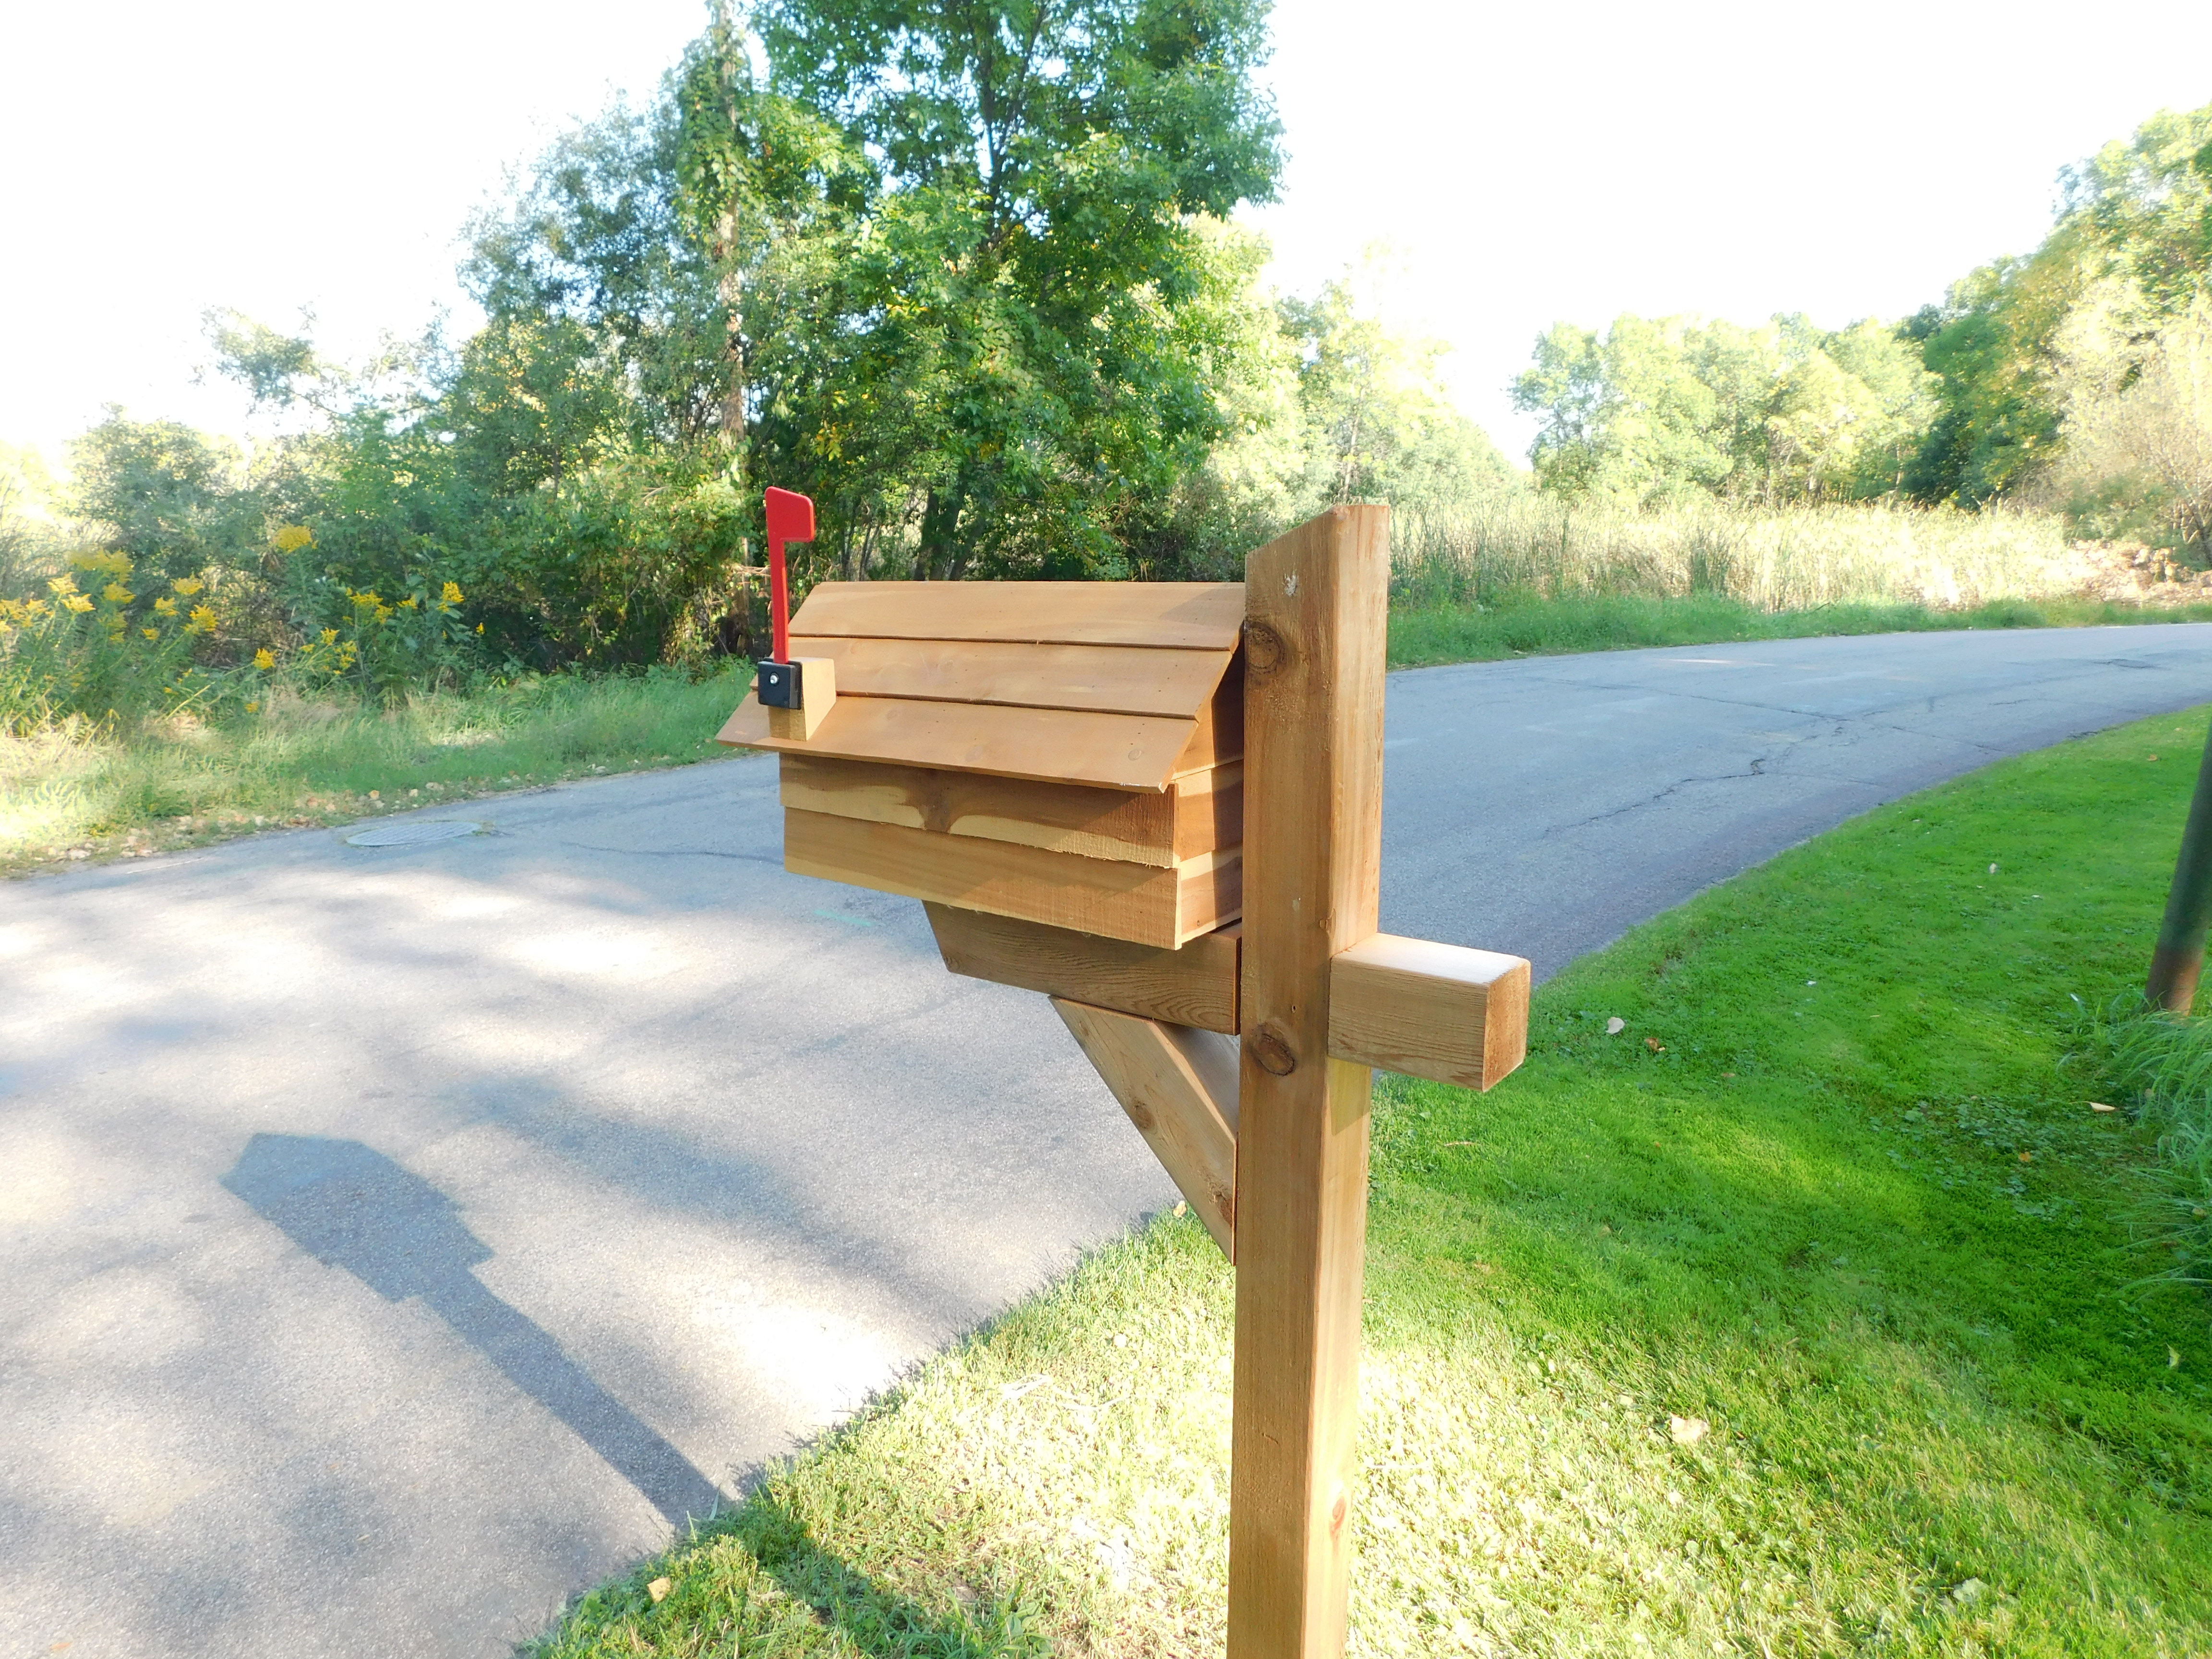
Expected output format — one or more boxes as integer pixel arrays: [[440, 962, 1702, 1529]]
[[6, 0, 2212, 471]]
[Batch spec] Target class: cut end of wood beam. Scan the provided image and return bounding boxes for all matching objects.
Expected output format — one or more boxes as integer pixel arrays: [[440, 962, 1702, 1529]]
[[1327, 933, 1531, 1093]]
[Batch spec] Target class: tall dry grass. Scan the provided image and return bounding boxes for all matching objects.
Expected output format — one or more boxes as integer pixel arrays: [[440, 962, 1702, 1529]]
[[1391, 492, 2118, 613]]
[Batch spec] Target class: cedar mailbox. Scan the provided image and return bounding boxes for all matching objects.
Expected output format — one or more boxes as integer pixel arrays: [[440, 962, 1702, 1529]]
[[718, 502, 1530, 1659]]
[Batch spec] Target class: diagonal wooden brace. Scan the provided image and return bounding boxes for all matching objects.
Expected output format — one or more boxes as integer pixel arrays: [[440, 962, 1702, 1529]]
[[1051, 999, 1240, 1258]]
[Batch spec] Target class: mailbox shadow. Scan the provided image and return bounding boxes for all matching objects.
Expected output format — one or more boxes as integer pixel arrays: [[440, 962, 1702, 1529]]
[[223, 1132, 725, 1528]]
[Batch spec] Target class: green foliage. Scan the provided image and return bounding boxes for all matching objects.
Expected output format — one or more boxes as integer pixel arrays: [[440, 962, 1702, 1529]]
[[1905, 101, 2212, 509], [0, 442, 63, 601], [749, 0, 1286, 579], [1512, 313, 1935, 506], [1279, 262, 1514, 511], [64, 413, 280, 589], [0, 556, 217, 731]]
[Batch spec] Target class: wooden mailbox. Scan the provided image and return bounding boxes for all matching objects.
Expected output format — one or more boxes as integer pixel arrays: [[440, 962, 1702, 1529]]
[[718, 504, 1531, 1659]]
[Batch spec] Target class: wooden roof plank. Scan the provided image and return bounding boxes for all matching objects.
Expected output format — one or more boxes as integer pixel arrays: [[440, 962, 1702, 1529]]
[[718, 691, 1197, 792], [790, 581, 1246, 649], [786, 636, 1235, 719]]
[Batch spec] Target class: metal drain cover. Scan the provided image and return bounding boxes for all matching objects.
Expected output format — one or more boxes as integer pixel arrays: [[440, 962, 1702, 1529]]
[[346, 819, 483, 848]]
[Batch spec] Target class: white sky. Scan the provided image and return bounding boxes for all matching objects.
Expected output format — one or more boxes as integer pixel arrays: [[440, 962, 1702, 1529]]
[[5, 0, 2211, 471]]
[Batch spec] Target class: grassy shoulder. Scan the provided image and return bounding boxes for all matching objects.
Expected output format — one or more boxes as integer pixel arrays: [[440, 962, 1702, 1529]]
[[14, 596, 2212, 880], [534, 707, 2212, 1658], [1388, 590, 2212, 668], [0, 664, 754, 877]]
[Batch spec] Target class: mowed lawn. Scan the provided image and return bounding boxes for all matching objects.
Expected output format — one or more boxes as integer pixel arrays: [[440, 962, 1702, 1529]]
[[534, 709, 2212, 1657]]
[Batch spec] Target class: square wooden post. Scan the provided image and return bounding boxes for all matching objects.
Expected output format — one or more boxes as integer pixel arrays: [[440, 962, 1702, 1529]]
[[1229, 504, 1389, 1658]]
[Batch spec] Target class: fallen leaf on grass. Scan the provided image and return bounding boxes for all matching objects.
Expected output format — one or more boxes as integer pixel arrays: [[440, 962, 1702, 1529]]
[[1606, 1016, 1625, 1034], [2090, 1101, 2118, 1113], [1668, 1415, 1709, 1445], [648, 1577, 672, 1603], [1645, 1036, 1666, 1052], [2019, 1151, 2034, 1163]]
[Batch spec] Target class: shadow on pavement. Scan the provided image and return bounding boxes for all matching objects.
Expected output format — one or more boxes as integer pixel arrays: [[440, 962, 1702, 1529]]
[[222, 1132, 726, 1528]]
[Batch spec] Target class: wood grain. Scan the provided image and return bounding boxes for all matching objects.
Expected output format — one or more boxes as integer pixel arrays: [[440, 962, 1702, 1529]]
[[927, 905, 1241, 1034], [791, 580, 1246, 649], [785, 636, 1235, 718], [738, 694, 1200, 792], [1174, 762, 1244, 862], [1328, 934, 1531, 1092], [1173, 647, 1245, 774], [1053, 998, 1239, 1256], [780, 752, 1240, 869], [784, 808, 1241, 948], [1228, 504, 1391, 1659]]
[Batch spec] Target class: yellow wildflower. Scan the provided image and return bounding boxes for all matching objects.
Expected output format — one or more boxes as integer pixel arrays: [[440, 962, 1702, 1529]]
[[70, 550, 131, 577], [186, 605, 217, 633], [441, 581, 464, 605], [142, 627, 160, 640], [253, 648, 276, 670], [172, 577, 204, 597], [65, 595, 95, 613], [103, 582, 136, 605], [245, 700, 261, 713], [272, 524, 315, 554], [48, 574, 78, 596], [398, 596, 418, 610]]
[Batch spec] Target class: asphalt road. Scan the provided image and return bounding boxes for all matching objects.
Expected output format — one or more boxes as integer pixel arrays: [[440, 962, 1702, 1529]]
[[5, 623, 2211, 1657]]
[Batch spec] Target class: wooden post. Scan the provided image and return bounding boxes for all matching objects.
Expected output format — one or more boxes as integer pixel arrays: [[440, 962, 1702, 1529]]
[[2147, 712, 2212, 1012], [1229, 504, 1389, 1658]]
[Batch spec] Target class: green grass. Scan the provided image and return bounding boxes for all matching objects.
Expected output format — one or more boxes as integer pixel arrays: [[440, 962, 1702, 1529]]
[[1387, 591, 2212, 669], [532, 707, 2212, 1659], [0, 663, 755, 876]]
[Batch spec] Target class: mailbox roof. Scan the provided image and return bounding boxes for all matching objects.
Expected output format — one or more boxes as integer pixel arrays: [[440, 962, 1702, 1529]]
[[719, 580, 1245, 792]]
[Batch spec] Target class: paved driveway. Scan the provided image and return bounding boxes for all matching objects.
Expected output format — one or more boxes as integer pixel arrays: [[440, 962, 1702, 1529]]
[[4, 623, 2209, 1657]]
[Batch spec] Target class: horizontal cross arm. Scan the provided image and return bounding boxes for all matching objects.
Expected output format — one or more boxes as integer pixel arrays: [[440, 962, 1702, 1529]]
[[1327, 934, 1531, 1093]]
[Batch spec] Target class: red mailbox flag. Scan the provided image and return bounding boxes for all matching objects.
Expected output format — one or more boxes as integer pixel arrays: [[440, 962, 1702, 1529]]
[[764, 487, 816, 662]]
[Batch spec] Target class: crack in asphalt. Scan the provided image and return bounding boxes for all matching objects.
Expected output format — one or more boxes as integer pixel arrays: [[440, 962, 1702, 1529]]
[[1546, 754, 1778, 834]]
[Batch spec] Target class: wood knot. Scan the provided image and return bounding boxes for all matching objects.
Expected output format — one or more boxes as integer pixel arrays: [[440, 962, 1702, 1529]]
[[1243, 620, 1289, 681], [1251, 1022, 1297, 1077], [1329, 1486, 1349, 1536]]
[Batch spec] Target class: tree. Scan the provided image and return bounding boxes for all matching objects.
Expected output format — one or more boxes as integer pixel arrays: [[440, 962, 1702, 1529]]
[[2051, 298, 2212, 556], [1281, 258, 1514, 512], [1902, 100, 2212, 506], [1512, 312, 1935, 505], [754, 0, 1285, 577]]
